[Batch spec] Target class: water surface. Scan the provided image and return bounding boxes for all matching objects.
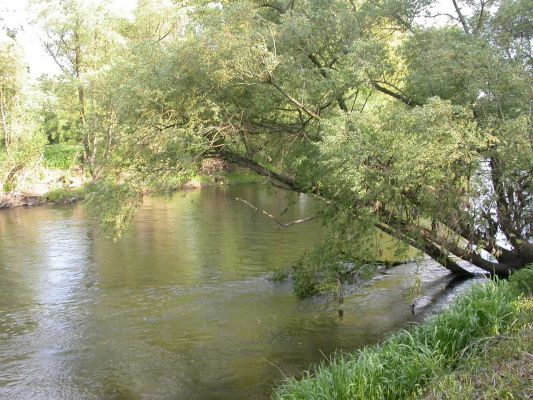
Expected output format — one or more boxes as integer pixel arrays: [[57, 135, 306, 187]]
[[0, 185, 474, 399]]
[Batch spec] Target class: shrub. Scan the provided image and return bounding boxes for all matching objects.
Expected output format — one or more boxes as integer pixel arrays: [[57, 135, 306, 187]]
[[509, 266, 533, 296]]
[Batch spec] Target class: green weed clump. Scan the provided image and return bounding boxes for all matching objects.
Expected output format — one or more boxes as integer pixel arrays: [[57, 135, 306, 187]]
[[509, 265, 533, 296], [271, 267, 291, 282], [43, 144, 82, 170], [45, 186, 86, 203], [274, 270, 532, 400]]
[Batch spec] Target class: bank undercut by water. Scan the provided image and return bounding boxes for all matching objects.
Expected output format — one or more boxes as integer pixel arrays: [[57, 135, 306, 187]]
[[273, 268, 533, 400]]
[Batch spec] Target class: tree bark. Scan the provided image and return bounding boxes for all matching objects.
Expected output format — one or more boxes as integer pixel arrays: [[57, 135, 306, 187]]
[[376, 222, 472, 274], [420, 227, 515, 276]]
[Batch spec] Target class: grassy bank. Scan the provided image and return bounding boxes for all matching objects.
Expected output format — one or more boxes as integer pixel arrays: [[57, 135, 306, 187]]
[[273, 268, 533, 400], [421, 318, 532, 400]]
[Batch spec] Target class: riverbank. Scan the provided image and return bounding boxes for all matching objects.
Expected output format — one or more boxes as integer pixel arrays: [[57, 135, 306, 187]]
[[421, 320, 532, 399], [1, 142, 263, 209], [0, 143, 87, 209], [0, 170, 263, 209], [0, 174, 87, 208], [273, 268, 533, 400]]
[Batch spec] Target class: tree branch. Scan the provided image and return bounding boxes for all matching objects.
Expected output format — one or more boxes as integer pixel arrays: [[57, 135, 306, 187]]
[[377, 222, 473, 274], [307, 54, 349, 112], [370, 81, 421, 106], [217, 150, 306, 192], [420, 227, 514, 275], [235, 197, 315, 228], [451, 0, 470, 34], [269, 79, 321, 120], [216, 150, 518, 275]]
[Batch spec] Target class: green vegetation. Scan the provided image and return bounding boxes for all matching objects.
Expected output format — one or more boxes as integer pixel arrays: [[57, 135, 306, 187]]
[[421, 322, 532, 400], [44, 185, 87, 204], [1, 0, 532, 284], [0, 31, 46, 193], [0, 1, 531, 396], [287, 234, 413, 297], [43, 144, 82, 170], [223, 171, 264, 185], [274, 268, 533, 400]]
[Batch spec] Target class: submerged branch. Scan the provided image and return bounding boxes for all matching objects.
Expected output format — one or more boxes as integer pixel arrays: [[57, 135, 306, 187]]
[[235, 197, 315, 229]]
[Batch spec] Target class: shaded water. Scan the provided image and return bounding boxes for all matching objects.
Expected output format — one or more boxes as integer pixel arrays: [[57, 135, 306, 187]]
[[0, 185, 475, 399]]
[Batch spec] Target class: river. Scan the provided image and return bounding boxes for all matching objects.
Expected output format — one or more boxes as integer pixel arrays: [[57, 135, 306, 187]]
[[0, 184, 476, 399]]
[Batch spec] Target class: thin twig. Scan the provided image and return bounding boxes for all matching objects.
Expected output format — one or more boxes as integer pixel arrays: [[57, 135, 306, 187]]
[[235, 197, 315, 229], [260, 356, 287, 379]]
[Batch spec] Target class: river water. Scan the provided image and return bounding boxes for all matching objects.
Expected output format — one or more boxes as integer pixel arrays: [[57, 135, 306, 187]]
[[0, 185, 475, 399]]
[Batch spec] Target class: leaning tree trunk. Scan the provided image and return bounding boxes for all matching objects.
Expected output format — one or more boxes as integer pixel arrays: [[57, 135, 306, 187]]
[[376, 222, 472, 275], [217, 149, 528, 277]]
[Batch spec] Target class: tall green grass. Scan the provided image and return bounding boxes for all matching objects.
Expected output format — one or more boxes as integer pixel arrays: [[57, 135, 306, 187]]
[[421, 320, 533, 400], [274, 268, 532, 400]]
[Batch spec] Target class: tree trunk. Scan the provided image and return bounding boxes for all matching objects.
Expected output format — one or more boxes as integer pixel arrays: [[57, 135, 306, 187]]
[[73, 29, 92, 172], [376, 222, 473, 275], [420, 227, 516, 276], [0, 91, 10, 148], [217, 149, 531, 276]]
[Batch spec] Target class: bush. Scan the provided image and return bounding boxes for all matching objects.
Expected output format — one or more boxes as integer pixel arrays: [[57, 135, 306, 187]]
[[45, 186, 86, 203], [1, 131, 47, 192], [509, 266, 533, 296]]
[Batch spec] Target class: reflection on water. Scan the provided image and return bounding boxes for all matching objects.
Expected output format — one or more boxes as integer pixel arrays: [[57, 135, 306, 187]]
[[0, 185, 476, 399]]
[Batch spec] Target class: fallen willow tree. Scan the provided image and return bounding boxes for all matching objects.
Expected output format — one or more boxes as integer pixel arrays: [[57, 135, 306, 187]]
[[71, 0, 531, 293], [273, 268, 533, 400]]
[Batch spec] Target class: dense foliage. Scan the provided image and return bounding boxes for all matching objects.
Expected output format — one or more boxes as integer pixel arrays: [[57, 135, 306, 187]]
[[0, 32, 45, 193]]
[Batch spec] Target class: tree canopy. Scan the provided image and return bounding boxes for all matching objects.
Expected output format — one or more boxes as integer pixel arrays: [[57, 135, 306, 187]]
[[4, 0, 532, 295]]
